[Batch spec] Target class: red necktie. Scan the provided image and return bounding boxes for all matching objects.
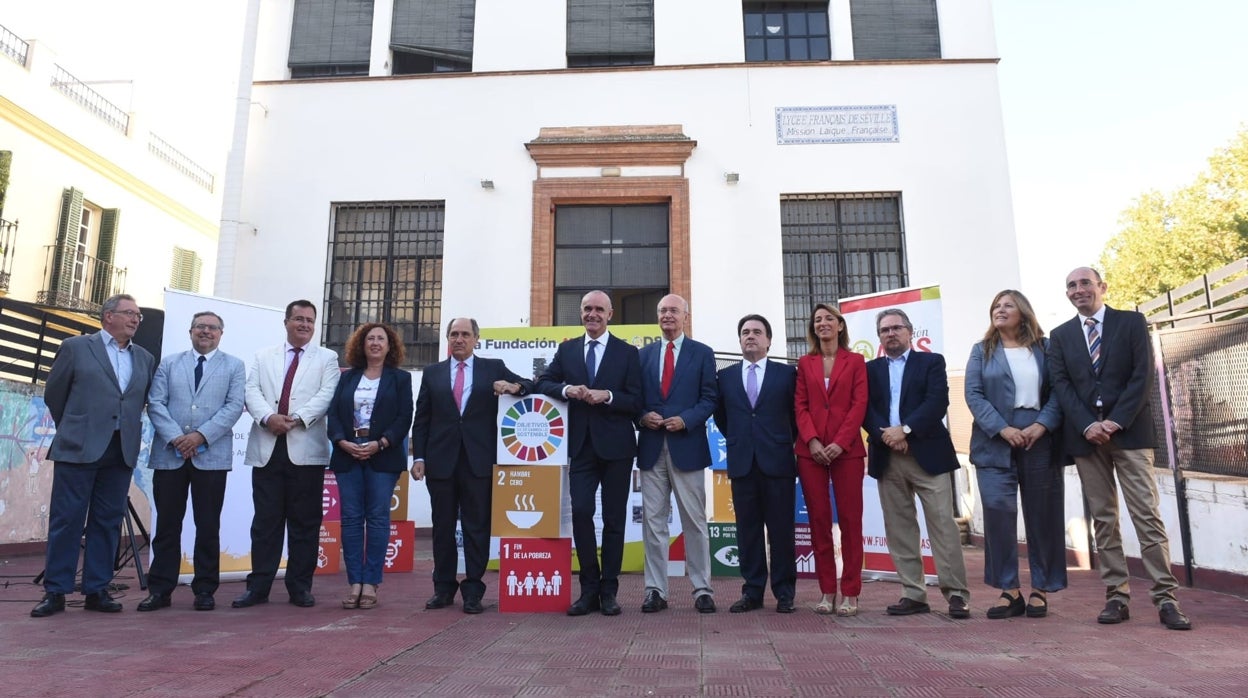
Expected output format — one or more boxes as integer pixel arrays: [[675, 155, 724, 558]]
[[660, 341, 675, 399], [452, 360, 466, 413], [278, 347, 302, 415]]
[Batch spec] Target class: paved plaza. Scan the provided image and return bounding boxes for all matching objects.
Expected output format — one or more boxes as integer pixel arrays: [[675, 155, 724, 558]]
[[1, 545, 1244, 697]]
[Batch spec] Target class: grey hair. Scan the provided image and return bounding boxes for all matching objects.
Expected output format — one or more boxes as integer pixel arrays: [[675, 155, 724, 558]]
[[875, 307, 913, 333], [191, 311, 224, 330], [101, 294, 137, 315]]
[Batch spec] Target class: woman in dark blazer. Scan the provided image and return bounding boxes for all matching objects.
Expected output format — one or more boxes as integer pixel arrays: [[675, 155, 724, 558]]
[[327, 323, 414, 610], [965, 290, 1067, 619], [794, 303, 868, 616]]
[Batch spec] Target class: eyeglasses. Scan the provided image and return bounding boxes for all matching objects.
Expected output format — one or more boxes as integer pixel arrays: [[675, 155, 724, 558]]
[[878, 324, 908, 335], [192, 324, 222, 332], [111, 309, 144, 321]]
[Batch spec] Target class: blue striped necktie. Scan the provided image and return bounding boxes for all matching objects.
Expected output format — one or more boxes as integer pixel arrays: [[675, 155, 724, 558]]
[[1085, 317, 1102, 373]]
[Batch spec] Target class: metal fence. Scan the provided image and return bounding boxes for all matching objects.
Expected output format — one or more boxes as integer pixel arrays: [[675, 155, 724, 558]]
[[0, 22, 28, 67], [148, 133, 215, 191], [0, 297, 97, 384]]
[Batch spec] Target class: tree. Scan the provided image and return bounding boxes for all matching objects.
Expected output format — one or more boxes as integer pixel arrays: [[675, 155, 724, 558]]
[[1100, 127, 1248, 308]]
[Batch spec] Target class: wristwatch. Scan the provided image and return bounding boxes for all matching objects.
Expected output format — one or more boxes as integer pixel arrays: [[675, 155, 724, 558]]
[[902, 424, 912, 435]]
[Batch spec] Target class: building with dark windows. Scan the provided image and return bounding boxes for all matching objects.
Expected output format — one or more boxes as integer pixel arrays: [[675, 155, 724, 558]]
[[226, 0, 1018, 363]]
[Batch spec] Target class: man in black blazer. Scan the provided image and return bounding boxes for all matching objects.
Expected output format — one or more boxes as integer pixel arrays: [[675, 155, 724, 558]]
[[863, 308, 970, 619], [714, 314, 798, 613], [410, 317, 532, 614], [33, 294, 155, 617], [1048, 267, 1190, 630], [536, 290, 642, 616]]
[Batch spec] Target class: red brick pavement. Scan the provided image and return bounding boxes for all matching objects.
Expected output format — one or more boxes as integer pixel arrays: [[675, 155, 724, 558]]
[[1, 546, 1244, 697]]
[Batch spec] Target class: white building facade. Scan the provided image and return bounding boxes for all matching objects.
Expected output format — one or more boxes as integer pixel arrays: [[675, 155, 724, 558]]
[[0, 25, 221, 315], [233, 0, 1018, 365]]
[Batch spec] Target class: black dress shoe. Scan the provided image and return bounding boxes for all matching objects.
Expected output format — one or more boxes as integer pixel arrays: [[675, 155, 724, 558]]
[[1097, 599, 1129, 624], [31, 592, 66, 618], [567, 593, 600, 616], [137, 593, 172, 612], [887, 597, 931, 616], [947, 595, 970, 619], [84, 590, 123, 613], [641, 589, 668, 613], [729, 595, 763, 613], [425, 593, 455, 610], [775, 598, 796, 614], [986, 592, 1024, 619], [694, 594, 716, 614], [288, 590, 316, 607], [231, 589, 269, 608], [1158, 602, 1192, 630], [462, 598, 484, 614], [599, 592, 622, 616], [193, 593, 216, 611]]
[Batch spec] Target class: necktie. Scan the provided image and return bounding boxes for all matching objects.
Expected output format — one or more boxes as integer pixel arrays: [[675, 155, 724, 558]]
[[452, 360, 466, 414], [1085, 317, 1102, 373], [660, 341, 675, 399], [746, 362, 759, 407], [586, 339, 599, 383], [278, 347, 302, 415], [194, 355, 205, 391]]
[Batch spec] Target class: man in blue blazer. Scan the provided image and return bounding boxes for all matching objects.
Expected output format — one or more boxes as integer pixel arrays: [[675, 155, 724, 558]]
[[637, 294, 719, 613], [863, 308, 970, 619], [33, 294, 155, 617], [141, 311, 247, 612], [1048, 267, 1190, 630], [536, 290, 642, 616], [410, 317, 531, 614], [713, 314, 797, 613]]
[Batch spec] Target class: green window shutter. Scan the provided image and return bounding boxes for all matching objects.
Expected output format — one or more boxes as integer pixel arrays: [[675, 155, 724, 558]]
[[49, 187, 84, 297], [89, 208, 120, 306], [170, 247, 202, 293], [0, 150, 11, 219]]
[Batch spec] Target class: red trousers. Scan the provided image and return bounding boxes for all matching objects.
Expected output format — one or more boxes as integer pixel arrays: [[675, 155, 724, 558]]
[[796, 454, 865, 596]]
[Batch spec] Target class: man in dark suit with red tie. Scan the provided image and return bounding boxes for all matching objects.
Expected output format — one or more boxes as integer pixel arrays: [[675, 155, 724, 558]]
[[1048, 267, 1190, 630], [410, 317, 532, 614], [536, 290, 642, 616], [714, 314, 798, 613]]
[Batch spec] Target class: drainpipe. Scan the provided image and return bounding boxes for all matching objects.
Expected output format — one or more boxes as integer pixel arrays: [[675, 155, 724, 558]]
[[213, 0, 261, 298]]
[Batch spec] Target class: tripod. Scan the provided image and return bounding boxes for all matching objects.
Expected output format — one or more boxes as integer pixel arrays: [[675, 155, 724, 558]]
[[33, 496, 151, 592]]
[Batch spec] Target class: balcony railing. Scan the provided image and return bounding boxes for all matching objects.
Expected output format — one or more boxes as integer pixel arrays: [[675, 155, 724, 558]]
[[149, 133, 215, 191], [0, 218, 17, 292], [0, 23, 28, 67], [36, 243, 127, 314], [50, 64, 130, 134]]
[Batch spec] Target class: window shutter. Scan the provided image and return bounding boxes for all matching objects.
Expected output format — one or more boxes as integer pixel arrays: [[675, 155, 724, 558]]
[[49, 187, 84, 297], [391, 0, 476, 63], [170, 247, 202, 293], [289, 0, 375, 67], [850, 0, 941, 60], [567, 0, 654, 57], [90, 208, 120, 306], [0, 150, 11, 219]]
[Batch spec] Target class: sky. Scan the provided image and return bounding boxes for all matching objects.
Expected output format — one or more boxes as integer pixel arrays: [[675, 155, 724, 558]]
[[4, 0, 1246, 328]]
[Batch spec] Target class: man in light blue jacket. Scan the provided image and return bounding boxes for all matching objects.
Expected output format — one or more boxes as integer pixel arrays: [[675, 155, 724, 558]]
[[140, 311, 246, 612]]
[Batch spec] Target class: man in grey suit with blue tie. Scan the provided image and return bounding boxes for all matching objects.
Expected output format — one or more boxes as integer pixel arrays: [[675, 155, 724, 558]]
[[139, 311, 247, 612], [32, 294, 155, 617]]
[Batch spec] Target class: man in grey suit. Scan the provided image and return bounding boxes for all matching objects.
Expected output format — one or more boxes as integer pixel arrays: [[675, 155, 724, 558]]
[[32, 294, 156, 617], [139, 311, 247, 612]]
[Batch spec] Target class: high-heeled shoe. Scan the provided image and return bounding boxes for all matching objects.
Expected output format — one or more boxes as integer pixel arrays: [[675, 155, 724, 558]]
[[814, 594, 836, 615], [342, 584, 362, 609], [358, 584, 378, 610], [837, 596, 859, 617]]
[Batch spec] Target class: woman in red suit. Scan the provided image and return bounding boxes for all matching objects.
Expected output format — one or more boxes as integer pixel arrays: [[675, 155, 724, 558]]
[[795, 303, 868, 615]]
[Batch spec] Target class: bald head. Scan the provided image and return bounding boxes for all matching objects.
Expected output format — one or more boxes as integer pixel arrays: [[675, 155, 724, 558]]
[[657, 294, 689, 341]]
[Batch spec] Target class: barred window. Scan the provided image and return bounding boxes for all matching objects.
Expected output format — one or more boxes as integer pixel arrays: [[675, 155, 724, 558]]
[[324, 201, 444, 368], [850, 0, 940, 60], [567, 0, 654, 68], [781, 193, 907, 356]]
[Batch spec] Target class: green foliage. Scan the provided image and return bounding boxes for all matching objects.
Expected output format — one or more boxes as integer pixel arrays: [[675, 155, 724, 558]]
[[1100, 128, 1248, 307]]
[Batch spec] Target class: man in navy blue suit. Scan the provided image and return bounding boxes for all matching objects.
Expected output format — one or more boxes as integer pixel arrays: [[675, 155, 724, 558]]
[[411, 317, 531, 615], [637, 294, 719, 613], [1048, 267, 1190, 630], [864, 308, 970, 619], [714, 314, 797, 613], [536, 290, 642, 616]]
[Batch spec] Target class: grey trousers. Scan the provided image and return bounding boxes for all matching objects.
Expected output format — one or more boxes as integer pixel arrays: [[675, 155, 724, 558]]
[[877, 451, 969, 604], [641, 439, 712, 599]]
